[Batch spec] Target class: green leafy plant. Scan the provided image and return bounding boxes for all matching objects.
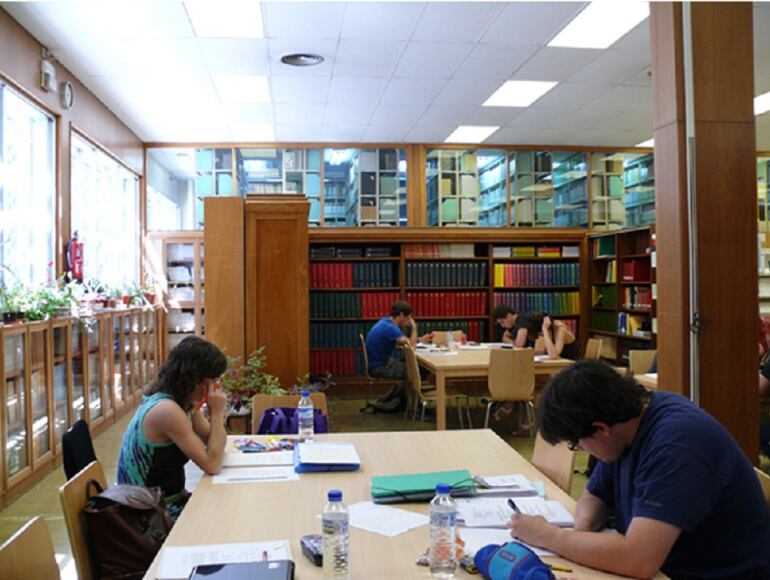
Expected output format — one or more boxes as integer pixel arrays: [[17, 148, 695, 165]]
[[220, 347, 285, 412], [290, 372, 335, 395]]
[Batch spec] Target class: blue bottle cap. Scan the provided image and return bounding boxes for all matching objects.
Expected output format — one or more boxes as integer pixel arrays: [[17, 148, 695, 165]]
[[328, 489, 342, 501], [301, 390, 310, 398], [436, 483, 451, 494]]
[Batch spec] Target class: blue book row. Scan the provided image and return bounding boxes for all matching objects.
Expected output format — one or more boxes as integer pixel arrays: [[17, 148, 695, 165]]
[[310, 321, 376, 349], [494, 291, 580, 316], [406, 261, 488, 287]]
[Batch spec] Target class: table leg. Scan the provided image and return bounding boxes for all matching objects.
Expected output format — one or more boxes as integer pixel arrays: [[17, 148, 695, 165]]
[[436, 371, 446, 430]]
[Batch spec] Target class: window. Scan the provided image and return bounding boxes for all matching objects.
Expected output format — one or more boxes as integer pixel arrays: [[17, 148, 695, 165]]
[[71, 132, 140, 288], [0, 82, 55, 286]]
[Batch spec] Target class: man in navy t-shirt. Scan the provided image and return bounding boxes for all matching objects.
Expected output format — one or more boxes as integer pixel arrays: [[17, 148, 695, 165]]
[[509, 360, 770, 579], [365, 300, 419, 380]]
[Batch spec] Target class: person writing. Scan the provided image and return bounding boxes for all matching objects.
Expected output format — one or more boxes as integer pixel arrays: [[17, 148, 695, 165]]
[[365, 300, 420, 381], [492, 304, 529, 346], [116, 336, 228, 521], [519, 312, 580, 360], [509, 360, 770, 578]]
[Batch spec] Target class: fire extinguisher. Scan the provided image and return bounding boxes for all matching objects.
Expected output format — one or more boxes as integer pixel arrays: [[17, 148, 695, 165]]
[[66, 231, 84, 281]]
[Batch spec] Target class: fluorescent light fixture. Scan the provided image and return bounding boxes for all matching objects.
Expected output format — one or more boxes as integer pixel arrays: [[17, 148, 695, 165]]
[[444, 125, 500, 144], [548, 1, 649, 49], [184, 0, 263, 38], [755, 91, 770, 116], [483, 80, 558, 108], [213, 75, 270, 104], [636, 138, 654, 147]]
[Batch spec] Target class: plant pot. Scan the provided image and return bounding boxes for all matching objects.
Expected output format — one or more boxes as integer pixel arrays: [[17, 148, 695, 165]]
[[108, 298, 120, 308], [121, 295, 132, 306], [2, 312, 25, 324], [144, 292, 156, 304]]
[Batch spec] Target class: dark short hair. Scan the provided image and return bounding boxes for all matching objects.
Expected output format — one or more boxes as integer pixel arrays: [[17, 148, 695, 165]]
[[145, 336, 228, 411], [493, 304, 515, 321], [538, 359, 650, 445], [390, 300, 412, 317]]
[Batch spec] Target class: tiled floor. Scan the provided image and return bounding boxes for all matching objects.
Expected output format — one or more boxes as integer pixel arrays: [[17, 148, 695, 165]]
[[0, 397, 591, 578]]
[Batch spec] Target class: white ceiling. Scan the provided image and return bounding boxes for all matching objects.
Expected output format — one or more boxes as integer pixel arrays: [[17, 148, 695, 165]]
[[3, 1, 770, 148]]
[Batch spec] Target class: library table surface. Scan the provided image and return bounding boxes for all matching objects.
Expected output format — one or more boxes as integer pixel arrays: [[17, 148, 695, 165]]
[[416, 348, 573, 430], [144, 431, 655, 579]]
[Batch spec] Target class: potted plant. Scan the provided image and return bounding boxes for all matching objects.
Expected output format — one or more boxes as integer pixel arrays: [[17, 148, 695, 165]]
[[0, 281, 26, 323], [220, 347, 286, 415], [291, 371, 335, 395]]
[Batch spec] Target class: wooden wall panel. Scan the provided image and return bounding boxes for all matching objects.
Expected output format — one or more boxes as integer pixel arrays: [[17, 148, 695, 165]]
[[204, 197, 245, 361]]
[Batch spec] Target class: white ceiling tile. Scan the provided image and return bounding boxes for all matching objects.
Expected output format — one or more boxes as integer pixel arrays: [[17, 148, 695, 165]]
[[274, 103, 324, 125], [54, 41, 134, 77], [394, 42, 474, 79], [263, 2, 346, 39], [225, 104, 274, 126], [268, 39, 337, 76], [462, 107, 524, 127], [481, 2, 587, 47], [568, 50, 649, 85], [606, 109, 652, 132], [534, 82, 610, 110], [454, 44, 539, 80], [611, 18, 650, 52], [484, 126, 535, 145], [756, 57, 770, 95], [380, 78, 447, 105], [275, 124, 322, 141], [124, 38, 209, 77], [319, 124, 367, 142], [412, 3, 504, 43], [622, 67, 652, 87], [199, 39, 270, 76], [418, 104, 477, 125], [362, 125, 412, 142], [333, 40, 405, 77], [341, 2, 425, 41], [327, 77, 387, 105], [570, 130, 639, 147], [324, 103, 376, 125], [557, 108, 619, 131], [755, 32, 770, 62], [506, 106, 571, 129], [512, 47, 600, 82], [271, 76, 330, 104], [406, 125, 454, 143], [581, 85, 651, 113], [525, 128, 578, 146], [433, 78, 501, 108], [369, 104, 427, 125], [229, 124, 275, 142]]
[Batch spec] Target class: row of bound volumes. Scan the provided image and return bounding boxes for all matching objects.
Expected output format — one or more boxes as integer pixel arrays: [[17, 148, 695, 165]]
[[622, 259, 651, 282], [493, 291, 580, 316], [406, 292, 487, 317], [311, 321, 375, 349], [618, 312, 651, 338], [560, 318, 578, 334], [494, 263, 579, 287], [310, 245, 394, 258], [406, 261, 487, 287], [623, 286, 652, 311], [403, 243, 476, 258], [310, 291, 400, 318], [310, 349, 362, 376], [420, 320, 486, 343], [310, 262, 396, 288]]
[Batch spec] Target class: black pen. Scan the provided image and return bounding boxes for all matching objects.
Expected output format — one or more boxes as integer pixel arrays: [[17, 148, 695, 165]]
[[507, 498, 520, 513]]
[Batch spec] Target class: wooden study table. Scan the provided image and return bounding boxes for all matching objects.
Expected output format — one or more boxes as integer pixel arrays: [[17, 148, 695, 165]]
[[633, 373, 658, 390], [144, 431, 656, 579], [416, 347, 573, 430]]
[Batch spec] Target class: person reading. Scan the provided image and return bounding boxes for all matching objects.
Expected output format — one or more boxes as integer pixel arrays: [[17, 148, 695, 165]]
[[509, 360, 770, 578], [518, 312, 580, 360], [365, 300, 420, 381], [116, 336, 228, 521], [492, 304, 529, 346]]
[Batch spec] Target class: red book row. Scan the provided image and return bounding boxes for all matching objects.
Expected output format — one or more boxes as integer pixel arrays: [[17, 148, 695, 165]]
[[310, 349, 357, 376], [361, 292, 401, 318], [406, 291, 488, 317]]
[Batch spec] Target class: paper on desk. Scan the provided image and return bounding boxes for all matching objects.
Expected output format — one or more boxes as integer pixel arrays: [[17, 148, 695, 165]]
[[346, 501, 429, 537], [456, 497, 574, 528], [213, 465, 299, 485], [533, 354, 553, 362], [157, 540, 291, 579], [423, 350, 459, 356], [477, 474, 536, 491], [460, 528, 555, 558], [297, 442, 360, 465], [459, 344, 489, 350], [644, 373, 658, 379], [512, 497, 575, 527], [222, 450, 294, 467]]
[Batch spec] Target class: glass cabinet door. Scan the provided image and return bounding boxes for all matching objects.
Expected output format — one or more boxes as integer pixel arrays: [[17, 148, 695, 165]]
[[100, 318, 113, 416], [132, 312, 142, 388], [112, 315, 126, 406], [87, 322, 102, 421], [52, 322, 70, 445], [29, 325, 50, 461], [147, 310, 156, 378], [123, 314, 133, 395], [71, 324, 85, 421], [167, 242, 196, 349], [4, 330, 28, 477]]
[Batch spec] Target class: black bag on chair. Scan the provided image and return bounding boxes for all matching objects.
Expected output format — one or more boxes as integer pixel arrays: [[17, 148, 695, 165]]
[[83, 481, 173, 580], [62, 419, 97, 480]]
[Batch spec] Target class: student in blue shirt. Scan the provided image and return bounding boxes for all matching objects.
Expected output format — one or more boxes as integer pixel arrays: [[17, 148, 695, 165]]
[[365, 300, 420, 381], [510, 360, 770, 579]]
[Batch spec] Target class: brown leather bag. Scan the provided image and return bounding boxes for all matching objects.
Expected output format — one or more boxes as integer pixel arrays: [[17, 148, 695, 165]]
[[83, 481, 173, 580]]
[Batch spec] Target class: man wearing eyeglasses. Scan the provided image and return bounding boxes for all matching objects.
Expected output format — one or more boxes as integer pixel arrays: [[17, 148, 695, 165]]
[[509, 360, 770, 579]]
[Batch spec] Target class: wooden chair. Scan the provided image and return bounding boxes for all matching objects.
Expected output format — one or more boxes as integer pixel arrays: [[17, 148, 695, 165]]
[[59, 460, 107, 580], [483, 348, 536, 434], [251, 392, 329, 434], [403, 344, 471, 428], [584, 337, 603, 360], [532, 432, 576, 495], [430, 330, 464, 346], [629, 349, 657, 375], [756, 467, 770, 508], [359, 333, 392, 413], [0, 516, 60, 580]]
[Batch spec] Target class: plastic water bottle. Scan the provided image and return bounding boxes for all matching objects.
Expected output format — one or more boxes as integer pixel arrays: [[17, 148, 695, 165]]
[[446, 329, 455, 350], [298, 390, 314, 441], [429, 483, 457, 578], [322, 489, 349, 578]]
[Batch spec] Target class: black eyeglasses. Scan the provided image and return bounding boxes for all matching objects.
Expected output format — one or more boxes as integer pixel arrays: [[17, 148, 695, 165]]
[[567, 440, 581, 452]]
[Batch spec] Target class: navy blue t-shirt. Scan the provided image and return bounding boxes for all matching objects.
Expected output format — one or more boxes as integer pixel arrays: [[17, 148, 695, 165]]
[[365, 317, 403, 369], [587, 391, 770, 579]]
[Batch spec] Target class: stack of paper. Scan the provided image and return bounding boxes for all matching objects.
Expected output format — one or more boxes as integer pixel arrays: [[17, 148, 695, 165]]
[[213, 466, 299, 485], [157, 541, 291, 579], [222, 450, 294, 468], [474, 474, 538, 497], [295, 442, 361, 473], [456, 497, 574, 528]]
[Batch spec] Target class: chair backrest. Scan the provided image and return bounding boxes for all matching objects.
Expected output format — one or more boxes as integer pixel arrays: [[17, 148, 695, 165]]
[[359, 333, 372, 377], [584, 338, 603, 360], [487, 348, 535, 401], [0, 516, 60, 580], [59, 460, 107, 580], [756, 468, 770, 509], [629, 349, 657, 375], [531, 432, 575, 495], [403, 344, 428, 398], [62, 419, 97, 480], [431, 330, 464, 346], [251, 392, 329, 434]]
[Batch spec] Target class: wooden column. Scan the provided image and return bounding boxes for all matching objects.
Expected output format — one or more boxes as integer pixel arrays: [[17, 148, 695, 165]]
[[651, 3, 758, 458]]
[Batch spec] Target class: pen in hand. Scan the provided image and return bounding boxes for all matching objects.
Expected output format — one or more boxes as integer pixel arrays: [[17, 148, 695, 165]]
[[507, 498, 520, 513]]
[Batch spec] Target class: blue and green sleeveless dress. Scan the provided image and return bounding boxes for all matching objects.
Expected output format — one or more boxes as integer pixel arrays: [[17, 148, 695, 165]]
[[116, 392, 192, 521]]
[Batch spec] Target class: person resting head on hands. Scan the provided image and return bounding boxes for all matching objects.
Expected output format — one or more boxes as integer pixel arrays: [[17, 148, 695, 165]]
[[116, 336, 229, 521], [518, 312, 579, 360]]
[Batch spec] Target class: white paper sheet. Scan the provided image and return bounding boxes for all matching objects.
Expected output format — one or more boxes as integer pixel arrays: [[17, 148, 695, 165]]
[[157, 540, 291, 579], [345, 501, 429, 537], [458, 344, 489, 350], [511, 497, 575, 527], [222, 450, 294, 467], [212, 466, 299, 485], [457, 497, 574, 528], [460, 528, 556, 558], [423, 350, 459, 356], [297, 442, 360, 465], [474, 474, 538, 497], [644, 372, 658, 379], [533, 354, 553, 362]]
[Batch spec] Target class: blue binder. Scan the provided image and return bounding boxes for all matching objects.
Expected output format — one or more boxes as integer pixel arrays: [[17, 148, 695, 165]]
[[293, 442, 361, 473]]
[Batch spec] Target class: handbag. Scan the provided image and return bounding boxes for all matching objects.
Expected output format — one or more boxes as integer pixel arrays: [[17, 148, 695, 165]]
[[83, 481, 173, 580], [256, 407, 329, 435]]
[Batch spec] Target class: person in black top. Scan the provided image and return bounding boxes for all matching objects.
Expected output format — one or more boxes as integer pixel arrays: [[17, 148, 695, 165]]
[[492, 304, 530, 346], [518, 312, 580, 361]]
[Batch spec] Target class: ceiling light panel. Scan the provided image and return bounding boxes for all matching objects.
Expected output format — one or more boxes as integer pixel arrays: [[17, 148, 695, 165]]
[[756, 91, 770, 115], [548, 1, 649, 50], [184, 0, 263, 38], [636, 138, 654, 147], [444, 125, 500, 144], [213, 75, 270, 103], [483, 81, 558, 108]]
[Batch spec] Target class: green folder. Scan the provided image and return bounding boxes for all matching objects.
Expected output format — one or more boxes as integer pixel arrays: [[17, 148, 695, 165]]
[[371, 469, 476, 504]]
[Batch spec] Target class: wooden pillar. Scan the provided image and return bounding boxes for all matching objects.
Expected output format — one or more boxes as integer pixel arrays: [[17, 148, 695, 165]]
[[651, 3, 758, 458]]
